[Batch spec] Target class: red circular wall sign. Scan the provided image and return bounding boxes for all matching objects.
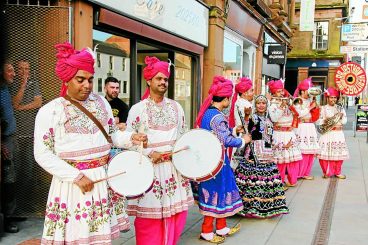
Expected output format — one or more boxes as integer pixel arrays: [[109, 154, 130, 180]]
[[334, 62, 367, 96]]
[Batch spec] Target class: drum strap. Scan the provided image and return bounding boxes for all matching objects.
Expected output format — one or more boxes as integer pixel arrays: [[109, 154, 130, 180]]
[[64, 95, 112, 144]]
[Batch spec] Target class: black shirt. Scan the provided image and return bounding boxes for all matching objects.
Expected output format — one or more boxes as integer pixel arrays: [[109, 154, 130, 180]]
[[107, 97, 129, 123]]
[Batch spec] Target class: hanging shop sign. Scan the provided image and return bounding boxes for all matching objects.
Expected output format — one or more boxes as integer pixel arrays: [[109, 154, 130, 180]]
[[89, 0, 209, 46], [340, 45, 368, 54], [335, 62, 367, 96], [267, 45, 286, 64], [299, 0, 315, 31]]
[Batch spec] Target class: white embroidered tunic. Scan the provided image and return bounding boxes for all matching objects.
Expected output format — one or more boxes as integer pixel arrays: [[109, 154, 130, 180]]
[[294, 98, 320, 154], [126, 97, 194, 219], [269, 100, 302, 164], [34, 93, 133, 245], [316, 105, 349, 160]]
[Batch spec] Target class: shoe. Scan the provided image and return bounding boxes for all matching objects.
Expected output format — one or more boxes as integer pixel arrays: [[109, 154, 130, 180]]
[[335, 174, 346, 179], [286, 183, 297, 187], [199, 234, 225, 244], [303, 176, 314, 180], [5, 222, 19, 233], [216, 223, 241, 237], [322, 175, 329, 179], [283, 186, 289, 191]]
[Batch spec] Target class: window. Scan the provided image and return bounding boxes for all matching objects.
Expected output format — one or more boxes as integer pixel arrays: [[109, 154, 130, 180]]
[[313, 22, 329, 50], [97, 53, 101, 67], [122, 58, 126, 71], [123, 81, 127, 93], [109, 56, 113, 70], [98, 78, 102, 92]]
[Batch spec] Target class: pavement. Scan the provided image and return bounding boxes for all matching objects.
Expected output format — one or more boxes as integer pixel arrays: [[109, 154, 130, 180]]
[[1, 106, 368, 245]]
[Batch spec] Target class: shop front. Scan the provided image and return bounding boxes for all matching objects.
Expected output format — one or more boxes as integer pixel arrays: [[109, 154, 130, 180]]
[[85, 0, 209, 127]]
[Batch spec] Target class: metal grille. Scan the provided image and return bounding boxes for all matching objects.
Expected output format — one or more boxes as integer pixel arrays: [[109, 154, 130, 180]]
[[4, 2, 70, 217], [312, 178, 338, 245]]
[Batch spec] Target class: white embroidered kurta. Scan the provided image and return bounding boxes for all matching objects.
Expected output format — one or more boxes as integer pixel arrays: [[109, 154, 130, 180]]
[[294, 98, 320, 154], [269, 101, 302, 164], [316, 105, 349, 160], [34, 93, 133, 245], [126, 97, 194, 219]]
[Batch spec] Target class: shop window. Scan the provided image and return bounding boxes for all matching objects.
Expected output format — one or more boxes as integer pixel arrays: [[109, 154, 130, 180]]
[[93, 29, 130, 105], [313, 21, 329, 50], [223, 37, 242, 82]]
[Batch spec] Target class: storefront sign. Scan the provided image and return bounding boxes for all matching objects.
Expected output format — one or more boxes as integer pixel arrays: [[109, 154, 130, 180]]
[[340, 45, 368, 53], [355, 104, 368, 132], [299, 0, 315, 31], [267, 45, 286, 64], [341, 23, 368, 41], [335, 62, 367, 96], [90, 0, 209, 46]]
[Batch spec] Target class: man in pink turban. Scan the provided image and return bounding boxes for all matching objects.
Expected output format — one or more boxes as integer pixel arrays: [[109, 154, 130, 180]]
[[268, 79, 302, 188], [34, 42, 147, 244], [55, 42, 95, 97], [195, 76, 250, 243], [317, 87, 349, 179], [126, 56, 193, 245], [229, 77, 254, 128], [141, 56, 170, 100], [293, 77, 320, 180]]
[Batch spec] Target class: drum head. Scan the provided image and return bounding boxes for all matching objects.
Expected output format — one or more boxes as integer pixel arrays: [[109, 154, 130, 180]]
[[108, 151, 154, 198], [172, 129, 223, 180]]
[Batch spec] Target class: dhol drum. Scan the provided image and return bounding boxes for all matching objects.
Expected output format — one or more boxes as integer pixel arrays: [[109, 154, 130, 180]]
[[107, 150, 154, 199], [172, 129, 224, 182]]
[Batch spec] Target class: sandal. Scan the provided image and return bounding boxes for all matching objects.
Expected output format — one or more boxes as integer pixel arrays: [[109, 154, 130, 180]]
[[303, 176, 314, 180], [216, 223, 241, 237], [335, 174, 346, 179], [199, 234, 225, 244]]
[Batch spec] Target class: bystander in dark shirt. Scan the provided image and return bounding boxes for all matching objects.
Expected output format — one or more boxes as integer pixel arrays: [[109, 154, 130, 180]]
[[0, 83, 16, 136], [106, 97, 129, 123]]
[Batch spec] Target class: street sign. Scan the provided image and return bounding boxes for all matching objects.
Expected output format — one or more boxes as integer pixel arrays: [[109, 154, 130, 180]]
[[341, 23, 368, 41], [340, 45, 368, 53], [335, 62, 367, 96]]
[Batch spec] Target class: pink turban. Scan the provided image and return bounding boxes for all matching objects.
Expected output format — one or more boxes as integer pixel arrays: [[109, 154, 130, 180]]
[[325, 87, 340, 97], [268, 80, 284, 94], [195, 76, 233, 128], [293, 77, 312, 97], [229, 77, 253, 127], [141, 56, 170, 100], [55, 42, 95, 97]]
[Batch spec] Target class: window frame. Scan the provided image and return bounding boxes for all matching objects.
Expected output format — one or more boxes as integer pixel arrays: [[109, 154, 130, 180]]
[[312, 21, 329, 51]]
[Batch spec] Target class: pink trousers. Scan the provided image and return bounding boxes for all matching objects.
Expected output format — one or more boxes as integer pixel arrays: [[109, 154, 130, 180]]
[[319, 160, 343, 177], [277, 161, 299, 185], [134, 211, 188, 245], [299, 154, 315, 177]]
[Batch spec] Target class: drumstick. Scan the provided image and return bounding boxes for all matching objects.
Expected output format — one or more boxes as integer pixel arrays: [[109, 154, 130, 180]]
[[161, 146, 190, 157], [93, 171, 126, 184]]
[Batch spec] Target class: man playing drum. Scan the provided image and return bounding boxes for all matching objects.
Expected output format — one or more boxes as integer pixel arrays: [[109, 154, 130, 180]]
[[126, 56, 194, 245], [316, 87, 349, 179], [293, 77, 320, 180], [195, 76, 251, 243], [34, 43, 147, 244]]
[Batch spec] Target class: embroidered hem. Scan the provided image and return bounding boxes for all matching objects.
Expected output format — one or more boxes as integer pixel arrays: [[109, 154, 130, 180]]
[[127, 197, 194, 219], [199, 205, 244, 218]]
